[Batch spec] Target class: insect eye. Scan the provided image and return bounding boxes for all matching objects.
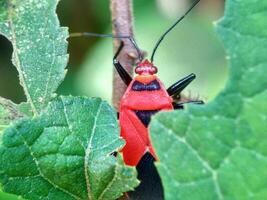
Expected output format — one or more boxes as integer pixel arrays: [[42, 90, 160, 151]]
[[135, 67, 142, 74], [152, 66, 158, 74], [149, 66, 157, 74]]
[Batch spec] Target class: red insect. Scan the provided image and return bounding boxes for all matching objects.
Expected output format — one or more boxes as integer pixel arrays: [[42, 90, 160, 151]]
[[71, 1, 202, 167], [71, 1, 202, 197], [119, 60, 172, 165], [111, 0, 202, 166], [114, 44, 200, 166]]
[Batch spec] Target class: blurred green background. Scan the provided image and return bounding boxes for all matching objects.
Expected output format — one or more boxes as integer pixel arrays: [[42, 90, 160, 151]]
[[0, 0, 226, 199]]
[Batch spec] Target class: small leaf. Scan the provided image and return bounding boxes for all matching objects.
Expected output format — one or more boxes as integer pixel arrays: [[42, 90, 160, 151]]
[[0, 96, 139, 200], [150, 0, 267, 199], [0, 97, 25, 133], [0, 0, 68, 114]]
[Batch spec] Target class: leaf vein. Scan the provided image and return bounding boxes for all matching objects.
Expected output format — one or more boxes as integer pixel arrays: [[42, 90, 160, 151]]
[[84, 101, 103, 200], [6, 1, 38, 114], [15, 128, 82, 200], [155, 119, 224, 200], [60, 96, 86, 150], [98, 162, 118, 200]]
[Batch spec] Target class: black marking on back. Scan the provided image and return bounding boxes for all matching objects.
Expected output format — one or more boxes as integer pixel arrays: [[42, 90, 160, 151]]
[[132, 81, 144, 91], [146, 80, 161, 91], [135, 110, 159, 127], [132, 80, 161, 91], [128, 152, 164, 200]]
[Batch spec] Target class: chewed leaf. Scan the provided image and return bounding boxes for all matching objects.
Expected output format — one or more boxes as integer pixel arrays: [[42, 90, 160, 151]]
[[150, 0, 267, 199], [0, 0, 68, 114], [0, 96, 139, 200]]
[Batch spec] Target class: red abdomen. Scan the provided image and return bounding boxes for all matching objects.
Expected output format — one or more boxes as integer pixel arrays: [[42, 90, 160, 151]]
[[119, 75, 173, 166]]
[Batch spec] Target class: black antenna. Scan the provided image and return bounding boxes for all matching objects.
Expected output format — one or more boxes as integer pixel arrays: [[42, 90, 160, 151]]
[[70, 32, 143, 62], [150, 0, 200, 62]]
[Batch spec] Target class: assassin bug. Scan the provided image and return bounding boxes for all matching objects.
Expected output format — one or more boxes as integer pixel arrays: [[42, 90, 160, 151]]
[[71, 0, 202, 198]]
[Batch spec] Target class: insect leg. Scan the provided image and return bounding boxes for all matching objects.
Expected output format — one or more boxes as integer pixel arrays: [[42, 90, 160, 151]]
[[167, 73, 196, 96], [172, 100, 204, 109], [113, 42, 133, 86]]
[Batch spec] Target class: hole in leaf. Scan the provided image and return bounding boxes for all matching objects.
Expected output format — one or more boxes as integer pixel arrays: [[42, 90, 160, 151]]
[[0, 35, 26, 103], [56, 0, 111, 96]]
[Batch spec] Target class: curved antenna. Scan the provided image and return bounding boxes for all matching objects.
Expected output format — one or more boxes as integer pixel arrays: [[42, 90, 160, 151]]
[[150, 0, 200, 63], [70, 32, 143, 62]]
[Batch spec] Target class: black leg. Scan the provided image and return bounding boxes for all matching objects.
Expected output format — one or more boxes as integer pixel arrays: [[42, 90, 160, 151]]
[[173, 100, 204, 109], [167, 73, 196, 97], [113, 42, 133, 86], [172, 102, 184, 110]]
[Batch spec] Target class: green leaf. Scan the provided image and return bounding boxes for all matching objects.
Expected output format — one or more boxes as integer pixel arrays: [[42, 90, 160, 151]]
[[150, 0, 267, 199], [0, 96, 139, 200], [0, 97, 25, 134], [0, 0, 68, 114], [0, 189, 22, 200]]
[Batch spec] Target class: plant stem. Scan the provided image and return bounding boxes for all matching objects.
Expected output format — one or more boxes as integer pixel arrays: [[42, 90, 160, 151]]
[[110, 0, 138, 110], [110, 1, 137, 199]]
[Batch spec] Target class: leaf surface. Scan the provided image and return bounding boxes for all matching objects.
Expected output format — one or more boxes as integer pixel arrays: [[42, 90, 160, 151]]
[[0, 96, 139, 200], [0, 97, 25, 134], [150, 0, 267, 199], [0, 0, 68, 114]]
